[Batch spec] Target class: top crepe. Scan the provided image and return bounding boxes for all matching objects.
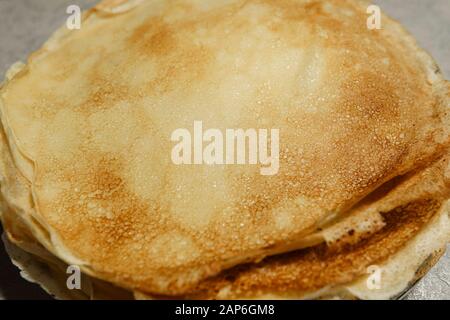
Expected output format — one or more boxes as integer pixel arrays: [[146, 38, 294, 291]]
[[0, 0, 449, 295]]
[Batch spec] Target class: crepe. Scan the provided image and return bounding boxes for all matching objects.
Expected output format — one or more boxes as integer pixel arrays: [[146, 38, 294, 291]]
[[0, 0, 449, 298], [2, 191, 449, 300], [2, 154, 449, 300]]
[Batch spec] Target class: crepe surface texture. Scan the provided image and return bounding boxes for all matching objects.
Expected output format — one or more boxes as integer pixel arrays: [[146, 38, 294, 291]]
[[0, 0, 449, 299]]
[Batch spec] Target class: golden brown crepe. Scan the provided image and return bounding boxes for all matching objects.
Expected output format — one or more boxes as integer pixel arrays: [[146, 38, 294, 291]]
[[0, 0, 449, 299]]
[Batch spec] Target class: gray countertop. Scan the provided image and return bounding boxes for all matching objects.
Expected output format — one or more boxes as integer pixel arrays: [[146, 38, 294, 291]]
[[0, 0, 448, 300]]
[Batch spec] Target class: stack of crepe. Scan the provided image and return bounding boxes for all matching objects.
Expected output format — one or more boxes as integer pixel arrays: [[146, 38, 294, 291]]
[[0, 0, 449, 300]]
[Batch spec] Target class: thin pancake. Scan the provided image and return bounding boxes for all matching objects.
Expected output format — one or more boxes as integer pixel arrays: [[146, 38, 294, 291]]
[[0, 0, 449, 295], [1, 119, 448, 299], [1, 113, 448, 299], [3, 196, 448, 300], [135, 153, 450, 299]]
